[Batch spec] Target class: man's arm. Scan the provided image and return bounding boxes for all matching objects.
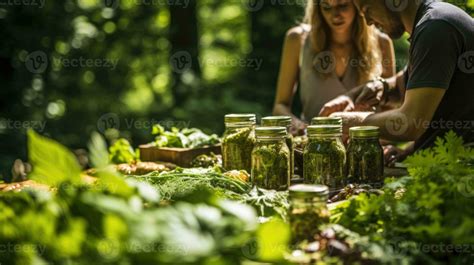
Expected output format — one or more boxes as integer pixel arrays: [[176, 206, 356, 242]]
[[361, 88, 445, 141]]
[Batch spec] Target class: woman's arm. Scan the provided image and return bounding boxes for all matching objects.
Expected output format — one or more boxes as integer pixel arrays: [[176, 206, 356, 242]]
[[272, 26, 307, 135], [378, 32, 396, 78]]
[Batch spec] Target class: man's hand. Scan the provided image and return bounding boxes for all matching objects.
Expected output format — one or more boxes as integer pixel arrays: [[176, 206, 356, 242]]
[[290, 119, 307, 136], [319, 95, 355, 117], [354, 80, 384, 107]]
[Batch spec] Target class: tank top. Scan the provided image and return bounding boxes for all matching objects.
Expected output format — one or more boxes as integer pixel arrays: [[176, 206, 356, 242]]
[[299, 27, 359, 122]]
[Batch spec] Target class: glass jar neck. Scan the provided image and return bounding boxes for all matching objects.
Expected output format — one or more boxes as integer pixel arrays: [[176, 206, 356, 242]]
[[308, 134, 342, 140], [256, 136, 286, 143], [290, 196, 328, 205], [350, 136, 379, 141], [225, 122, 255, 129]]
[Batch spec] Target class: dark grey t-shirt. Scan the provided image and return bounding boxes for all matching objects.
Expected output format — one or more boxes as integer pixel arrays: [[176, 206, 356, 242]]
[[406, 0, 474, 150]]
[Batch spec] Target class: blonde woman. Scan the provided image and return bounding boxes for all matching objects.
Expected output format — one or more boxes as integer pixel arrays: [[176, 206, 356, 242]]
[[272, 0, 395, 135]]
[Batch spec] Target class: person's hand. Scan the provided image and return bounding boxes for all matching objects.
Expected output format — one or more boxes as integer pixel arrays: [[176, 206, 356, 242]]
[[319, 95, 355, 117], [354, 80, 384, 108], [383, 145, 407, 167], [290, 119, 307, 136]]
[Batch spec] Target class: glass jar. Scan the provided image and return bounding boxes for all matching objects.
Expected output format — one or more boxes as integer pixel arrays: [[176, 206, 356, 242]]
[[251, 127, 290, 191], [347, 126, 384, 184], [222, 114, 256, 172], [289, 184, 329, 244], [303, 125, 346, 190], [261, 116, 294, 179], [311, 116, 343, 126]]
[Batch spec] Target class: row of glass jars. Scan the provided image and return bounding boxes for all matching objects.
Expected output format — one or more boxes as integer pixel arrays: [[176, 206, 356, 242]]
[[303, 117, 384, 190], [221, 114, 294, 191], [222, 114, 384, 192]]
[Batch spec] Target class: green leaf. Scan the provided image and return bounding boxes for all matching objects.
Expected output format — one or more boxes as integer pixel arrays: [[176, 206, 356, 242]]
[[108, 138, 137, 164], [256, 218, 290, 262], [88, 132, 109, 168], [27, 129, 81, 186]]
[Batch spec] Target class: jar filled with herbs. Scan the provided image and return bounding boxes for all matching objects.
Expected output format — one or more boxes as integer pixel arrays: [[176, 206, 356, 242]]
[[303, 125, 346, 190], [289, 184, 329, 244], [251, 127, 291, 191], [261, 116, 294, 179], [347, 126, 384, 184], [222, 114, 256, 172], [311, 116, 343, 126]]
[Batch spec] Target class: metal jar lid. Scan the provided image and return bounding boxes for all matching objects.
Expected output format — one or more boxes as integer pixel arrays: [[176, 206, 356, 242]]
[[349, 126, 380, 138], [261, 116, 292, 127], [307, 125, 342, 136], [225, 114, 256, 124], [255, 126, 287, 138], [311, 117, 343, 126], [289, 184, 329, 199]]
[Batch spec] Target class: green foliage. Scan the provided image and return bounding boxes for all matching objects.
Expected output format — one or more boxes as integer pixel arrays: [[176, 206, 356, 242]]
[[108, 138, 138, 164], [1, 128, 261, 265], [27, 129, 81, 186], [331, 132, 474, 264], [152, 124, 220, 148]]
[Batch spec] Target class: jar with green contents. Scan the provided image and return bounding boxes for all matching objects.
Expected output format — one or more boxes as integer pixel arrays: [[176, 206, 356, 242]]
[[251, 127, 290, 191], [261, 116, 294, 179], [303, 125, 346, 190], [311, 116, 343, 126], [222, 114, 256, 172], [289, 184, 329, 244], [347, 126, 384, 184]]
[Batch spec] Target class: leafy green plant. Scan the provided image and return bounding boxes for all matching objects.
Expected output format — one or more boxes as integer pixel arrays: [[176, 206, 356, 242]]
[[331, 131, 474, 264], [152, 124, 220, 149], [108, 138, 139, 164]]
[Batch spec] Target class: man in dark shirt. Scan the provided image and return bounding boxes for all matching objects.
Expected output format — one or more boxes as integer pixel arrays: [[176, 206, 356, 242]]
[[322, 0, 474, 151]]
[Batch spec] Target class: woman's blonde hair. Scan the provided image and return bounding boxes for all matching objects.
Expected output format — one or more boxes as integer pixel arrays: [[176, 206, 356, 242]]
[[303, 0, 382, 83]]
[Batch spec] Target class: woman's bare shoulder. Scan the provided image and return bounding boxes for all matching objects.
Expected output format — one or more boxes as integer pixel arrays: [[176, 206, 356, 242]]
[[285, 24, 310, 43]]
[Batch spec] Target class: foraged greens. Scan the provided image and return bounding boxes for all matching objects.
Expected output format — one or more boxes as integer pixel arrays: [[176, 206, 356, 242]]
[[251, 140, 290, 191], [0, 130, 259, 265], [108, 138, 139, 164], [152, 124, 220, 148], [331, 131, 474, 264]]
